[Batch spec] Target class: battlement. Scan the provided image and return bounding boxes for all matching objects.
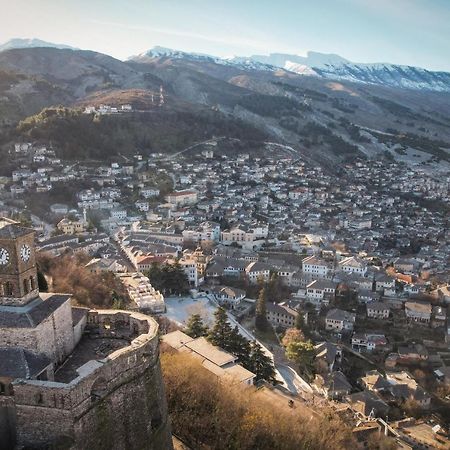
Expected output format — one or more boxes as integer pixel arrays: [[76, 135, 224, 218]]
[[7, 310, 172, 449]]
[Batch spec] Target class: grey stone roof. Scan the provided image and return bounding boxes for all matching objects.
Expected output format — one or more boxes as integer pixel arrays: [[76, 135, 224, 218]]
[[0, 347, 51, 379], [0, 223, 33, 239], [0, 293, 71, 328]]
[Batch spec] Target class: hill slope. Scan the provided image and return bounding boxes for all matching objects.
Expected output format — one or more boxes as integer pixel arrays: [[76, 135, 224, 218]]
[[0, 47, 449, 170]]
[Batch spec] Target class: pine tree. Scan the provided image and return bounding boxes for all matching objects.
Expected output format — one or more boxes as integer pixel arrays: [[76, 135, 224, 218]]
[[248, 341, 276, 383], [295, 311, 303, 329], [227, 326, 251, 367], [255, 287, 268, 331], [185, 314, 208, 338], [208, 307, 233, 348]]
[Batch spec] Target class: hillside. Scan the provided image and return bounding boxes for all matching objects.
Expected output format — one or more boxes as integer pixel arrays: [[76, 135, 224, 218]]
[[15, 106, 269, 160], [1, 47, 450, 169]]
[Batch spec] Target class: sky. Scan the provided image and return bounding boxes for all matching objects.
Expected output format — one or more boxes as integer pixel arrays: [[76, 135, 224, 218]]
[[0, 0, 449, 71]]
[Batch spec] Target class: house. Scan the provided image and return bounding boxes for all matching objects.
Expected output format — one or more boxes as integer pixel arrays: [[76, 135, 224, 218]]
[[351, 333, 387, 352], [325, 309, 356, 333], [211, 286, 246, 309], [393, 257, 415, 274], [338, 256, 367, 276], [432, 285, 450, 304], [306, 280, 336, 305], [85, 258, 127, 274], [110, 208, 127, 220], [245, 261, 271, 284], [56, 218, 87, 235], [404, 300, 432, 324], [366, 302, 390, 319], [140, 187, 160, 199], [50, 203, 69, 215], [135, 200, 149, 212], [346, 391, 389, 418], [314, 342, 342, 373], [314, 371, 352, 399], [161, 331, 255, 385], [432, 305, 447, 328], [302, 255, 331, 278], [182, 221, 221, 244], [266, 302, 298, 329], [165, 190, 198, 207], [375, 274, 396, 293], [361, 370, 431, 410], [358, 289, 381, 304], [397, 344, 428, 362]]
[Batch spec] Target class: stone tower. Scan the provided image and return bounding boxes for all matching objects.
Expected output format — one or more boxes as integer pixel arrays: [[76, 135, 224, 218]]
[[0, 219, 172, 449], [0, 218, 39, 306]]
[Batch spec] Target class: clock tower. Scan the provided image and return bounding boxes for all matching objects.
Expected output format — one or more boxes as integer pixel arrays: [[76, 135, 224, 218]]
[[0, 218, 39, 306]]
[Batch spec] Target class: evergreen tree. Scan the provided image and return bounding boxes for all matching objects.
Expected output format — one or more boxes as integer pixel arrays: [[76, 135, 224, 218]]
[[227, 326, 251, 368], [185, 314, 208, 338], [248, 341, 276, 383], [255, 287, 268, 331], [295, 311, 304, 330], [208, 307, 233, 348]]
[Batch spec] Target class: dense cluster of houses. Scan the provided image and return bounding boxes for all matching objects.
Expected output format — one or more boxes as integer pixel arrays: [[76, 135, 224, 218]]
[[2, 140, 449, 440]]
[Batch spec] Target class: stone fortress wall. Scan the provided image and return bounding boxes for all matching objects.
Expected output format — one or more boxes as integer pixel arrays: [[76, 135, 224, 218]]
[[5, 310, 172, 450]]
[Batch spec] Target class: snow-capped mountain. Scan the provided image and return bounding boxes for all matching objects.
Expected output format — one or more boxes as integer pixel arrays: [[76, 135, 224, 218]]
[[0, 38, 77, 52], [131, 47, 450, 92], [247, 51, 450, 92], [130, 46, 278, 72]]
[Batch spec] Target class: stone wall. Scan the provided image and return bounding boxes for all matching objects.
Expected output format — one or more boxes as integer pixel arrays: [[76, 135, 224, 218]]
[[0, 297, 75, 364], [10, 310, 172, 450]]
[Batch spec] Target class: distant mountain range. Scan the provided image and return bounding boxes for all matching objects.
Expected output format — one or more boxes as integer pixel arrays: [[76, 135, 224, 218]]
[[1, 39, 450, 92], [0, 38, 77, 52], [132, 47, 450, 93], [0, 40, 449, 170]]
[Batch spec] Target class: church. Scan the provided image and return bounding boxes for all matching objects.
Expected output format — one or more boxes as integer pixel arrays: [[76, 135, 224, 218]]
[[0, 218, 172, 449]]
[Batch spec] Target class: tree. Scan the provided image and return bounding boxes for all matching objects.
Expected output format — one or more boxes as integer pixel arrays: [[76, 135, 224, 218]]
[[185, 314, 209, 338], [282, 328, 305, 347], [208, 307, 233, 348], [255, 287, 268, 331], [145, 262, 189, 296], [227, 326, 251, 368], [295, 312, 305, 330], [266, 272, 282, 303], [248, 341, 276, 383], [285, 340, 316, 380], [294, 311, 311, 338]]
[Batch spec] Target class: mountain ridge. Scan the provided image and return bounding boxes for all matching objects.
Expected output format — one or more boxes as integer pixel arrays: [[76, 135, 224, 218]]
[[2, 39, 449, 92], [0, 45, 449, 172]]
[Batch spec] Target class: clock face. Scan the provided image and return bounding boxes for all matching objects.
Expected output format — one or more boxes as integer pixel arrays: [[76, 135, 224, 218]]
[[20, 244, 32, 262], [0, 248, 10, 266]]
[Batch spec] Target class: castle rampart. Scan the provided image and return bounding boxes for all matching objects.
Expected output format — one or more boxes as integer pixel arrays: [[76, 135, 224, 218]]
[[5, 310, 172, 449]]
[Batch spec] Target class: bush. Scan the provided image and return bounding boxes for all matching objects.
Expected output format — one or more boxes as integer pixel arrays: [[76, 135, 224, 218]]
[[161, 351, 357, 450]]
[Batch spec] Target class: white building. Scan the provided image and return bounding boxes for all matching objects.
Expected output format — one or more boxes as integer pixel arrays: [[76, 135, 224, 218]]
[[338, 257, 367, 276], [366, 302, 390, 319], [325, 309, 356, 332], [302, 256, 331, 278]]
